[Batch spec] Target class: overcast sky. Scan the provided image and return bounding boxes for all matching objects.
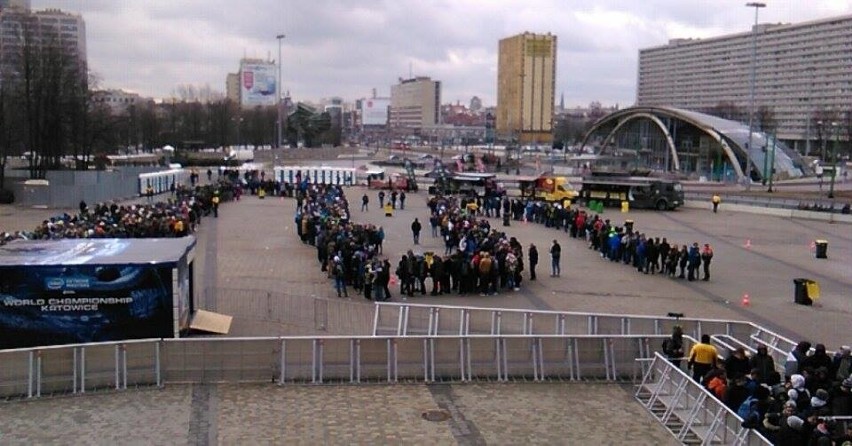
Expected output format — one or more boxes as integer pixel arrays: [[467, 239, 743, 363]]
[[33, 0, 852, 107]]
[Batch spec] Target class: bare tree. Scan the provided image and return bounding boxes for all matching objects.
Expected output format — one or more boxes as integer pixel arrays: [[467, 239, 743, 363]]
[[756, 106, 776, 133]]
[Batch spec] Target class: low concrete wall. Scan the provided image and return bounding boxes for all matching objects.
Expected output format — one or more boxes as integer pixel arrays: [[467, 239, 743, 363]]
[[684, 200, 852, 224]]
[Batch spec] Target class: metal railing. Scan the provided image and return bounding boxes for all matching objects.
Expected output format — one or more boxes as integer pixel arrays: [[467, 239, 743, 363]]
[[636, 353, 772, 446], [372, 302, 834, 369], [373, 301, 755, 339], [0, 334, 663, 401]]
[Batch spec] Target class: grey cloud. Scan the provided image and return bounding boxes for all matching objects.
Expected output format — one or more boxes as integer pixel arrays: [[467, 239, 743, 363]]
[[32, 0, 852, 107]]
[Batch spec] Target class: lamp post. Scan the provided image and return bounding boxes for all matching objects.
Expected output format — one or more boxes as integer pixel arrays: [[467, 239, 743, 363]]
[[829, 122, 838, 199], [767, 133, 776, 192], [276, 34, 286, 149], [745, 2, 765, 191]]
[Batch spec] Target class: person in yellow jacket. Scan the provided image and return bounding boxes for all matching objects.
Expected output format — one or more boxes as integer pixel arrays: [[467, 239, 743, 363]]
[[711, 194, 721, 213], [688, 334, 718, 383]]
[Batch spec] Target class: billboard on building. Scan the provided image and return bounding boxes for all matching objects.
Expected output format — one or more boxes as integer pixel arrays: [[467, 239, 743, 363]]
[[241, 62, 277, 107], [361, 98, 389, 126]]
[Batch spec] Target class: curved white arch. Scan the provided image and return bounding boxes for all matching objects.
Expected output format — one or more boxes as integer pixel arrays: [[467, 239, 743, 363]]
[[600, 113, 681, 172], [582, 107, 749, 181]]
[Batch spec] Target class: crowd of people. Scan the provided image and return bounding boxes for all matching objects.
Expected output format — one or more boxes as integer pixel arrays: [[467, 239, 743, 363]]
[[663, 327, 852, 445], [0, 181, 236, 245], [393, 194, 530, 297], [300, 188, 536, 300], [295, 183, 394, 300]]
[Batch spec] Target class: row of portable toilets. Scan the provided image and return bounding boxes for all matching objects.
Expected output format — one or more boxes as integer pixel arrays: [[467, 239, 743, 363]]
[[273, 166, 356, 186], [138, 166, 358, 196], [137, 169, 191, 195]]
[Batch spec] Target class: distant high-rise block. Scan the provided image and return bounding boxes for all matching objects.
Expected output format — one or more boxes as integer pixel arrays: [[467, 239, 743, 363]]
[[638, 14, 852, 147], [497, 32, 557, 144], [0, 7, 87, 81], [0, 0, 31, 11], [390, 76, 441, 131]]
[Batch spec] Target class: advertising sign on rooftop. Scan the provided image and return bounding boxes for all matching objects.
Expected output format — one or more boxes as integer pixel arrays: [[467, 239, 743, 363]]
[[361, 98, 389, 126], [241, 62, 277, 107]]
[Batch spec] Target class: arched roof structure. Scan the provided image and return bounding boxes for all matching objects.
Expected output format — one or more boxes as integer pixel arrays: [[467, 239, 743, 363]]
[[580, 106, 804, 181]]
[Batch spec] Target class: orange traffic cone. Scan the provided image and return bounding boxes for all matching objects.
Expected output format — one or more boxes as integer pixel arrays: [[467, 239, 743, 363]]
[[744, 239, 752, 249], [741, 293, 751, 307]]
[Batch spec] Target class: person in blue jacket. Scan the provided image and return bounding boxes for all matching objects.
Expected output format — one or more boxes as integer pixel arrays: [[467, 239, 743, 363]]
[[687, 242, 701, 281]]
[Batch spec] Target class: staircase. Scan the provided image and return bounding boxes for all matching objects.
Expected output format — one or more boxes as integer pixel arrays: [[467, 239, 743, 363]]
[[635, 354, 771, 446]]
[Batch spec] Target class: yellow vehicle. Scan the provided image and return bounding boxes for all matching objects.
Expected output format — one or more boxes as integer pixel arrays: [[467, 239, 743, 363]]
[[518, 175, 579, 203]]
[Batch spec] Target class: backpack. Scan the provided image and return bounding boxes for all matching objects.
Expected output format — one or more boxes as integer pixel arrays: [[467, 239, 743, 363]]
[[737, 396, 760, 428], [662, 339, 673, 355]]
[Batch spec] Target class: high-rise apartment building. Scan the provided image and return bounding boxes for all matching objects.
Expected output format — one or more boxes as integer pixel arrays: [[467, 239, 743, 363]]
[[0, 7, 87, 78], [389, 76, 441, 132], [637, 14, 852, 150], [497, 32, 557, 144], [0, 0, 30, 10], [225, 72, 240, 103]]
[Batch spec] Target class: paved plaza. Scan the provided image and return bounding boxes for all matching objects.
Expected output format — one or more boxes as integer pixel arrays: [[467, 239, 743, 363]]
[[0, 172, 850, 444]]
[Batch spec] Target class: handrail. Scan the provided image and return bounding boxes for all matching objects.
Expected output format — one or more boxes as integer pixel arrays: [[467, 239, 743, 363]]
[[2, 333, 670, 354], [374, 301, 752, 325], [638, 352, 772, 445], [0, 337, 162, 354]]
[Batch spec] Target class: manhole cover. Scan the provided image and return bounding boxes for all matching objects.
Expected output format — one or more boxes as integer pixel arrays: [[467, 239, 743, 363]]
[[421, 409, 451, 422]]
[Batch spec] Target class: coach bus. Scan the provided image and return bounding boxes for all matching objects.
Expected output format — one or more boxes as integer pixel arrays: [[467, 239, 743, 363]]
[[578, 176, 684, 210]]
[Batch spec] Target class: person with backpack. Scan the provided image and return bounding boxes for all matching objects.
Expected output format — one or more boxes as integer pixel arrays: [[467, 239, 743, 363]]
[[332, 257, 348, 298], [738, 386, 771, 429], [663, 326, 685, 368]]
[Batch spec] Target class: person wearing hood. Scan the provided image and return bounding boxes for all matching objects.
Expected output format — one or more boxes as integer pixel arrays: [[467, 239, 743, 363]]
[[805, 388, 831, 418], [802, 344, 834, 373], [830, 375, 852, 416], [724, 347, 751, 381], [834, 346, 852, 382], [750, 345, 776, 384], [789, 374, 812, 412], [785, 341, 812, 380], [777, 415, 807, 446]]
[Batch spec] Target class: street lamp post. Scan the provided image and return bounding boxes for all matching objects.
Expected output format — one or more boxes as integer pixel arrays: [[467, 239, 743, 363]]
[[829, 122, 839, 199], [745, 2, 766, 191], [276, 34, 286, 149]]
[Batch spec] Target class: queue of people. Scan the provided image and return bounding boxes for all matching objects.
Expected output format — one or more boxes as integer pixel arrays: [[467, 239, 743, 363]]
[[294, 183, 393, 301], [662, 325, 852, 445], [392, 194, 527, 298], [497, 198, 717, 282], [0, 181, 236, 245]]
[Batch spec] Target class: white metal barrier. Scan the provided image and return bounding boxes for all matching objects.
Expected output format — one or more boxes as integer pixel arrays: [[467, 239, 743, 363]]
[[0, 334, 662, 400], [372, 302, 753, 340], [636, 353, 772, 446]]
